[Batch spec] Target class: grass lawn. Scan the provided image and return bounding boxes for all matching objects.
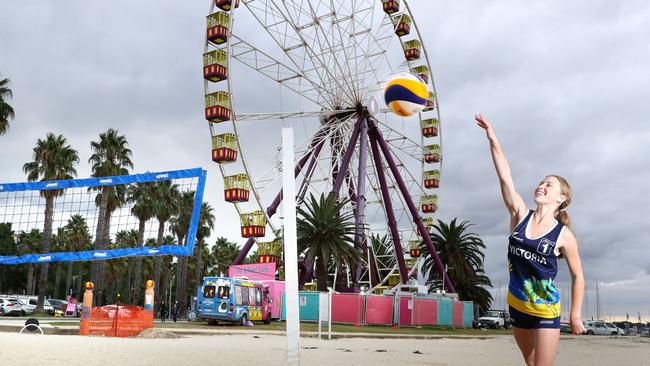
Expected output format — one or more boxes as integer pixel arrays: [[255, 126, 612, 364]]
[[50, 319, 511, 336], [154, 320, 511, 336]]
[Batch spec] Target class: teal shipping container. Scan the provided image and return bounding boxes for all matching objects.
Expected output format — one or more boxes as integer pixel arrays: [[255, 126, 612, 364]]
[[463, 301, 474, 327], [281, 291, 320, 322], [436, 298, 453, 326]]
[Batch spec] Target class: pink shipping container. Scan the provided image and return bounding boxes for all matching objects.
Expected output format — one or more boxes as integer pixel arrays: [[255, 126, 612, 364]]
[[452, 300, 464, 327], [365, 295, 393, 325], [331, 293, 365, 324]]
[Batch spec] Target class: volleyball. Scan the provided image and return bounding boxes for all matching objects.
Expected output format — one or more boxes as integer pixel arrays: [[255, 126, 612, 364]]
[[383, 72, 429, 117]]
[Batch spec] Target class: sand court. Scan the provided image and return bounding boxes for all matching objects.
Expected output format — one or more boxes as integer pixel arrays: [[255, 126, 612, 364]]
[[1, 332, 648, 365]]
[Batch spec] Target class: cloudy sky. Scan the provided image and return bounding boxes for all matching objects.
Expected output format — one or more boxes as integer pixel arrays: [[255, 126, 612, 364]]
[[1, 0, 649, 320]]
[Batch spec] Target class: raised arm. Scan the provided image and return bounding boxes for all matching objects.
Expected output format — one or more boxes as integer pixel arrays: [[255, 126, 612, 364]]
[[475, 114, 527, 225]]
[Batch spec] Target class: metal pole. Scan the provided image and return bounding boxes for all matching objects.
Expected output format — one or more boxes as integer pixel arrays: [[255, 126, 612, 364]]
[[368, 119, 455, 293], [282, 128, 300, 366], [368, 131, 409, 283]]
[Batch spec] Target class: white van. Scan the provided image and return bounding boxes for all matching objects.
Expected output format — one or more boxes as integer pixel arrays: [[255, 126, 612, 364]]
[[14, 296, 54, 315]]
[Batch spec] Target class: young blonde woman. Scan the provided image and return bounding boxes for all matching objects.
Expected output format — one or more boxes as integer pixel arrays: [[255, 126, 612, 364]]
[[475, 114, 586, 366]]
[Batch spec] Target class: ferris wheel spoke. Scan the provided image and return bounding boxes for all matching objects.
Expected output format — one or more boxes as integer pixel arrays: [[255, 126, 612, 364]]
[[229, 34, 328, 107], [241, 0, 341, 107], [273, 0, 362, 106], [234, 109, 355, 121]]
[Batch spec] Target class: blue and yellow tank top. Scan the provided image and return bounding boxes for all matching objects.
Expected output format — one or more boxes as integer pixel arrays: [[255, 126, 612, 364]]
[[507, 210, 564, 318]]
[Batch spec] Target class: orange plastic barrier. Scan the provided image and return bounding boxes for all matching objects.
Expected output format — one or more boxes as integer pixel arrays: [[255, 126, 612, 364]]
[[83, 304, 151, 337]]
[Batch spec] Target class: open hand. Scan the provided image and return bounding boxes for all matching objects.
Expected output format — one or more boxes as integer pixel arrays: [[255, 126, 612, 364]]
[[475, 113, 492, 131]]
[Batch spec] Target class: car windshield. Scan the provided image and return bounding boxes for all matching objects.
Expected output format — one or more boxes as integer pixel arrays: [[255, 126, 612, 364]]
[[484, 311, 500, 317]]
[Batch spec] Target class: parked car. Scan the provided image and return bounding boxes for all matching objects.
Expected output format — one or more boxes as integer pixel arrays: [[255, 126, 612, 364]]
[[13, 298, 34, 316], [0, 298, 24, 316], [583, 320, 624, 335], [473, 310, 511, 329], [48, 299, 69, 317], [11, 296, 55, 315]]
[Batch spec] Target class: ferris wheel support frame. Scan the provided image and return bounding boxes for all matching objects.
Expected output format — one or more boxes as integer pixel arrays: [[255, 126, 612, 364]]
[[354, 115, 371, 286], [231, 124, 329, 265], [368, 118, 455, 293], [368, 125, 409, 284]]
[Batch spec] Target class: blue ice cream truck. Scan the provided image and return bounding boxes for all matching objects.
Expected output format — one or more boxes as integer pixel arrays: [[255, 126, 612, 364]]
[[197, 276, 272, 325]]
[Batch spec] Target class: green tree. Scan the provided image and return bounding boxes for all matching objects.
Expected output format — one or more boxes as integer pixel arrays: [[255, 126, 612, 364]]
[[150, 181, 180, 303], [169, 191, 195, 314], [193, 202, 215, 299], [88, 128, 133, 305], [297, 194, 361, 291], [208, 237, 240, 277], [62, 215, 92, 298], [23, 133, 79, 310], [369, 234, 396, 286], [0, 223, 24, 293], [419, 218, 494, 313], [18, 229, 43, 295], [0, 77, 15, 135], [126, 182, 155, 303]]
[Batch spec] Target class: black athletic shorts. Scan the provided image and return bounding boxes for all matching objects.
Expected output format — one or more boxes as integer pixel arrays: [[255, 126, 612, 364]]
[[509, 306, 560, 329]]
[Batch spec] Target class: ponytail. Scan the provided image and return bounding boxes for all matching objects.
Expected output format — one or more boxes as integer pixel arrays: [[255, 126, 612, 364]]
[[557, 209, 571, 229]]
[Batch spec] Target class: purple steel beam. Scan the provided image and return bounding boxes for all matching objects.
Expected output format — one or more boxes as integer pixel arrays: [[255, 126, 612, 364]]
[[368, 119, 456, 293], [354, 117, 372, 285], [297, 136, 327, 202], [233, 126, 328, 265], [368, 130, 409, 284], [331, 114, 364, 197]]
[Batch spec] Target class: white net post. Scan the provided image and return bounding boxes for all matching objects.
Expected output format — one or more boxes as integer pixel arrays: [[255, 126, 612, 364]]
[[282, 127, 300, 365]]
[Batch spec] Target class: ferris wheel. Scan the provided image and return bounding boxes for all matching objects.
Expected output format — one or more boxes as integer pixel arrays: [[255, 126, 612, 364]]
[[202, 0, 454, 293]]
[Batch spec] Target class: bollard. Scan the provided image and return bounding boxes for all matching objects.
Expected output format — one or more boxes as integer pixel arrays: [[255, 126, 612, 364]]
[[144, 280, 155, 328], [79, 282, 94, 335]]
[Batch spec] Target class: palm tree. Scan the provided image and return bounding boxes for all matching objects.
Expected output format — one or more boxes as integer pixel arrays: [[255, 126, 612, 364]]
[[369, 234, 395, 286], [88, 128, 133, 304], [419, 218, 494, 313], [126, 182, 155, 302], [18, 229, 44, 295], [63, 215, 92, 299], [115, 229, 139, 302], [151, 181, 180, 302], [208, 237, 240, 277], [0, 77, 15, 135], [52, 228, 67, 298], [297, 194, 362, 291], [193, 202, 215, 300], [169, 191, 195, 313], [23, 133, 79, 310]]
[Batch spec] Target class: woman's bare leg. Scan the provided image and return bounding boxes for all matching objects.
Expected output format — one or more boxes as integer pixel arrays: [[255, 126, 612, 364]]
[[512, 326, 536, 366], [534, 328, 560, 366]]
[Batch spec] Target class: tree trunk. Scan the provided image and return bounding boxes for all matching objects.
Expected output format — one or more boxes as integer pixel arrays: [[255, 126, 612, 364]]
[[132, 219, 146, 303], [65, 262, 74, 298], [91, 187, 109, 305], [153, 220, 165, 301], [53, 263, 63, 298], [194, 241, 203, 302], [316, 260, 328, 292], [36, 195, 55, 311], [27, 264, 35, 295]]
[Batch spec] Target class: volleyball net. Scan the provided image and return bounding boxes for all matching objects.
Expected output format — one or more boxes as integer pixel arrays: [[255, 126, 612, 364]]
[[0, 168, 206, 265]]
